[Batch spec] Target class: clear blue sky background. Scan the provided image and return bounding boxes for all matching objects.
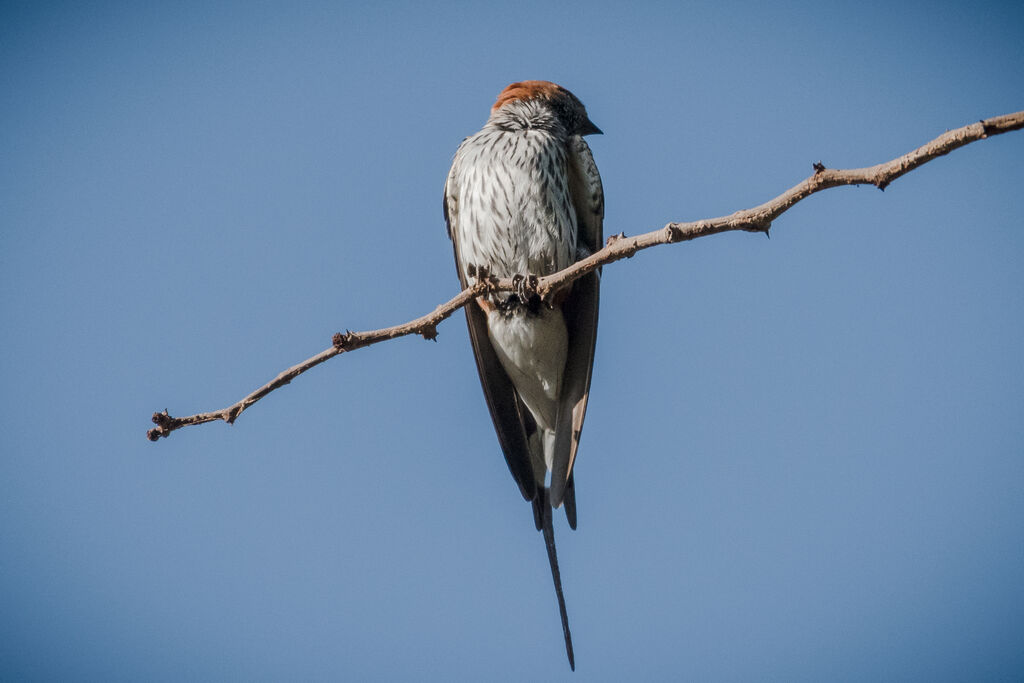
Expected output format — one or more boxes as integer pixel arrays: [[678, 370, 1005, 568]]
[[2, 1, 1022, 680]]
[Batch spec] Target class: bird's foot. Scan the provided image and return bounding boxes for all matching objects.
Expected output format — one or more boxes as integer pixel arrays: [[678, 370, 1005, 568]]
[[512, 273, 539, 306], [467, 263, 495, 285]]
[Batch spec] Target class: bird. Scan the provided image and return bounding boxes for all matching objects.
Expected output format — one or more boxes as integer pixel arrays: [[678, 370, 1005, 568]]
[[443, 81, 603, 671]]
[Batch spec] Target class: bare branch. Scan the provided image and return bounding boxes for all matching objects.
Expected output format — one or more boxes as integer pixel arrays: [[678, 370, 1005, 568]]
[[148, 110, 1024, 442], [530, 111, 1024, 300], [148, 279, 495, 440]]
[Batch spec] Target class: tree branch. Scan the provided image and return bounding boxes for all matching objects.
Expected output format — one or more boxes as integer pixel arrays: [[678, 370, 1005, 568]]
[[148, 110, 1024, 441]]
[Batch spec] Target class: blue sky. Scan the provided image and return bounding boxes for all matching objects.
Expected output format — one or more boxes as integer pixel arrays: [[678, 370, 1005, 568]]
[[2, 1, 1022, 680]]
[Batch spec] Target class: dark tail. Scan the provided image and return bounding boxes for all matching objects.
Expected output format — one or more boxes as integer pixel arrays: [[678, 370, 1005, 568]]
[[541, 491, 575, 671]]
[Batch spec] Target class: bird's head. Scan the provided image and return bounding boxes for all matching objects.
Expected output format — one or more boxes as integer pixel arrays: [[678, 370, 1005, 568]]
[[490, 80, 602, 136]]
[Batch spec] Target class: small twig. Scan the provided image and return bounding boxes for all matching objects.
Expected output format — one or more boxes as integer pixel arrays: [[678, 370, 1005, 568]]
[[148, 110, 1024, 441]]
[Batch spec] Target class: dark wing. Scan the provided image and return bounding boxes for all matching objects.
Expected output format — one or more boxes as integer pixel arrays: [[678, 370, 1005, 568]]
[[549, 136, 603, 510], [444, 166, 538, 503]]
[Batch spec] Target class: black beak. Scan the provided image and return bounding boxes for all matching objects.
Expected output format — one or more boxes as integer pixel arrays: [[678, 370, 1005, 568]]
[[579, 117, 602, 136]]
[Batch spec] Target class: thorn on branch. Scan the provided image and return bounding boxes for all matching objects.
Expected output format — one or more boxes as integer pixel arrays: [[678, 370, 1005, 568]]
[[876, 179, 890, 192], [607, 232, 641, 257], [740, 218, 772, 235], [606, 232, 626, 247], [813, 161, 826, 174]]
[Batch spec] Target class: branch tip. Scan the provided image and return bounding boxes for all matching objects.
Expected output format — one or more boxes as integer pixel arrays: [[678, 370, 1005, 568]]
[[148, 410, 176, 441]]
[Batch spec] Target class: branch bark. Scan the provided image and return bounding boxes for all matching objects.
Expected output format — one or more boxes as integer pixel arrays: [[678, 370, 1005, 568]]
[[148, 110, 1024, 441]]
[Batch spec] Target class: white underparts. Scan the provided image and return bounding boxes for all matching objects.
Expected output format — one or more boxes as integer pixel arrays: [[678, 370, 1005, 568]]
[[486, 306, 568, 473]]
